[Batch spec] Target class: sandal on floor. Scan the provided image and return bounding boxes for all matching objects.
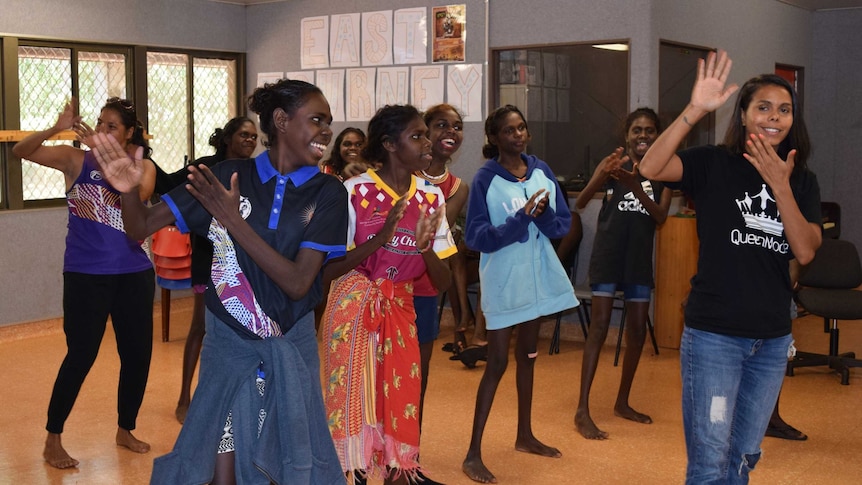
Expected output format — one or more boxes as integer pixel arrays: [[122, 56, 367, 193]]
[[442, 328, 468, 354], [458, 345, 488, 369], [765, 422, 808, 441]]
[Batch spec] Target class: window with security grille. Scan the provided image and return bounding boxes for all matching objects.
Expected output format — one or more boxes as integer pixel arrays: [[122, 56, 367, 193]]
[[147, 53, 237, 174], [4, 39, 243, 210], [17, 45, 128, 201]]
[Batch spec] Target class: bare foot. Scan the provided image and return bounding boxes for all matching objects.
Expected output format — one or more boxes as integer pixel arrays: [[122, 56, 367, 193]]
[[614, 404, 653, 424], [514, 436, 561, 458], [116, 428, 150, 453], [575, 409, 609, 440], [175, 402, 189, 424], [44, 433, 79, 469], [462, 455, 497, 484]]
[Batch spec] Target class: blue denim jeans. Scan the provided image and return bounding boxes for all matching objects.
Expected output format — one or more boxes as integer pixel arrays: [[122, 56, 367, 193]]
[[680, 326, 792, 485]]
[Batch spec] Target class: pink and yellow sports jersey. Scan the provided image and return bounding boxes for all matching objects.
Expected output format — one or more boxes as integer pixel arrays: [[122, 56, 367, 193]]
[[344, 169, 456, 283]]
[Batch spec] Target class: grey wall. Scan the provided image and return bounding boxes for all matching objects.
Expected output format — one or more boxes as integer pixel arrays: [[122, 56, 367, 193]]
[[0, 0, 247, 51], [809, 9, 862, 255], [0, 0, 247, 326], [1, 0, 859, 327], [245, 0, 489, 185]]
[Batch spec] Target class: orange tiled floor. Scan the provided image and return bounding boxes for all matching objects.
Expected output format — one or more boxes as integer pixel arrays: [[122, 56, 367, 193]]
[[1, 298, 861, 484]]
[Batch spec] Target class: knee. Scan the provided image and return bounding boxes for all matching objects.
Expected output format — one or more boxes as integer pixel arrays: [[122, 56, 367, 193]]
[[485, 356, 509, 377], [737, 450, 761, 477], [516, 349, 538, 367]]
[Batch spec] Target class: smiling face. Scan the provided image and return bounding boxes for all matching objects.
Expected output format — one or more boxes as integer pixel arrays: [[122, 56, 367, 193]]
[[626, 116, 658, 162], [490, 111, 529, 156], [96, 108, 134, 149], [278, 92, 333, 167], [742, 84, 793, 149], [339, 131, 365, 165], [226, 121, 258, 159], [390, 116, 432, 172], [426, 108, 463, 160]]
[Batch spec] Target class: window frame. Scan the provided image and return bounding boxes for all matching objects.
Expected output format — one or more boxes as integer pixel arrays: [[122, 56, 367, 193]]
[[0, 36, 245, 210]]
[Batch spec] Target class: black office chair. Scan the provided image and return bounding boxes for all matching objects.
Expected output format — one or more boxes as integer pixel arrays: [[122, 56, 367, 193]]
[[787, 239, 862, 385], [548, 258, 590, 354], [549, 211, 588, 354]]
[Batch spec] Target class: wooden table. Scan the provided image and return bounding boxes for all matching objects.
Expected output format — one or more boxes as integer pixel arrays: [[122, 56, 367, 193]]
[[654, 215, 699, 349]]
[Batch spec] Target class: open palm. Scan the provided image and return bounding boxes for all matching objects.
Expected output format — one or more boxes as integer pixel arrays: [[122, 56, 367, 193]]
[[690, 50, 738, 113], [90, 133, 145, 192]]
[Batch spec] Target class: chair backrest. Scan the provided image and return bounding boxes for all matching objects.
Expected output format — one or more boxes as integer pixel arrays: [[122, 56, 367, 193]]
[[798, 239, 862, 289]]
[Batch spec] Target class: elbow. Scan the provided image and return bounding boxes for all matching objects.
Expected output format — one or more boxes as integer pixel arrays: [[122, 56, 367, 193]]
[[11, 144, 25, 159], [638, 162, 656, 180], [124, 226, 147, 241], [795, 249, 816, 266]]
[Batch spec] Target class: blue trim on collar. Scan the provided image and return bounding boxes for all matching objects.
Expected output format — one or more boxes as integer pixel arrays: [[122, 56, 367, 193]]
[[255, 151, 319, 187]]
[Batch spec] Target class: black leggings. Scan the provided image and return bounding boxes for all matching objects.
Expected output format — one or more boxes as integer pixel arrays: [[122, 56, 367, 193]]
[[46, 270, 154, 434]]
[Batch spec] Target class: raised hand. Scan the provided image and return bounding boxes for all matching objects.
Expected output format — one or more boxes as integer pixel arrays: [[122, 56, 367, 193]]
[[184, 164, 241, 224], [55, 99, 82, 132], [90, 133, 145, 193], [379, 197, 408, 244], [690, 50, 739, 114], [599, 147, 630, 176], [743, 133, 794, 189], [73, 121, 97, 149], [612, 163, 640, 190], [416, 202, 447, 252]]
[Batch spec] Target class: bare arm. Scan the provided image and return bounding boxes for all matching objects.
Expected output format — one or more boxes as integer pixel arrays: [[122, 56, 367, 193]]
[[640, 50, 738, 182], [445, 183, 468, 228], [184, 165, 329, 300], [417, 203, 452, 292], [575, 148, 626, 210], [615, 166, 673, 225], [12, 100, 84, 188], [323, 197, 408, 283]]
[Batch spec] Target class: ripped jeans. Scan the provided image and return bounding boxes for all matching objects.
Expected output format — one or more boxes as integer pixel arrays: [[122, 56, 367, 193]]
[[680, 326, 791, 485]]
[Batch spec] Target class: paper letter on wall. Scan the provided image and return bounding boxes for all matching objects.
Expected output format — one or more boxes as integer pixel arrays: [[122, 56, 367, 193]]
[[301, 16, 329, 69], [362, 11, 393, 66], [411, 65, 444, 112], [446, 64, 482, 122], [376, 67, 410, 108], [346, 68, 376, 122], [316, 69, 345, 122], [285, 71, 315, 84], [330, 14, 361, 68], [393, 8, 427, 65]]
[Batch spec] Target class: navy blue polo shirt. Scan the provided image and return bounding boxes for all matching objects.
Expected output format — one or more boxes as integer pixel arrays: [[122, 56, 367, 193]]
[[163, 151, 348, 339]]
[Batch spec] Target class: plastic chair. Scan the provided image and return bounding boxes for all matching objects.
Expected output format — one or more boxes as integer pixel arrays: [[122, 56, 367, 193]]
[[151, 225, 192, 342], [787, 239, 862, 385]]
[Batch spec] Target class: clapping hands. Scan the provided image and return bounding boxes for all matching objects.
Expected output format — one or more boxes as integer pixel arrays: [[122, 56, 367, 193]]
[[90, 132, 145, 193]]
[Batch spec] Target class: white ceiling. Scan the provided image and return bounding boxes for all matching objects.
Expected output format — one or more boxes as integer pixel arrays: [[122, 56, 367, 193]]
[[210, 0, 862, 9]]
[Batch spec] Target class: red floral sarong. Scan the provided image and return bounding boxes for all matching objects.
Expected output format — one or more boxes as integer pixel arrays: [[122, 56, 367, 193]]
[[322, 270, 421, 480]]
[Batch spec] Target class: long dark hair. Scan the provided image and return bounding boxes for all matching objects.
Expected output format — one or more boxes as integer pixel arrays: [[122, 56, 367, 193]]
[[103, 97, 152, 159], [209, 116, 255, 158], [323, 127, 366, 174], [482, 104, 527, 159], [362, 105, 422, 166], [721, 74, 811, 175], [247, 79, 323, 148]]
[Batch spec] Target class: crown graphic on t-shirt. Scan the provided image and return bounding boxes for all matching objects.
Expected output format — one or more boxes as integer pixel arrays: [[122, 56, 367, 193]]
[[735, 184, 783, 236]]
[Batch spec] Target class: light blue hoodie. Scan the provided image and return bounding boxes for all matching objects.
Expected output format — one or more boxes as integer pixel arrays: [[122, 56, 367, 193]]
[[465, 154, 578, 329]]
